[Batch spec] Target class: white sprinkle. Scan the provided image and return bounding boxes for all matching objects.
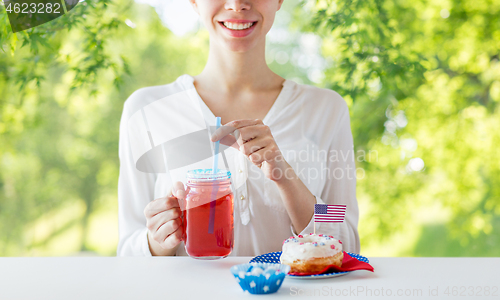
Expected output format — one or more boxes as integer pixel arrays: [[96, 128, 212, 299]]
[[250, 267, 264, 276]]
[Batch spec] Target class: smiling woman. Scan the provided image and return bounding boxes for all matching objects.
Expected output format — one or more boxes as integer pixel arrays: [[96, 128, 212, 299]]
[[117, 0, 361, 257]]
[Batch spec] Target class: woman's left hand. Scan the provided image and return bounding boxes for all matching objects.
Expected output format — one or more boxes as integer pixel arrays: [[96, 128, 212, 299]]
[[211, 119, 291, 182]]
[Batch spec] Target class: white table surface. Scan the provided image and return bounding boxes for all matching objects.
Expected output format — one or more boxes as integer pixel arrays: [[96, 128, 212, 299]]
[[0, 257, 498, 300]]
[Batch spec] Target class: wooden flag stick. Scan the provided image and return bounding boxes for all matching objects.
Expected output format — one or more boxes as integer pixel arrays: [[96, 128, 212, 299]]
[[314, 221, 316, 235]]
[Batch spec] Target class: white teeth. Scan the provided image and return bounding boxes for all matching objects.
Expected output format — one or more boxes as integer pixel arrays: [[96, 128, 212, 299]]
[[223, 22, 254, 30]]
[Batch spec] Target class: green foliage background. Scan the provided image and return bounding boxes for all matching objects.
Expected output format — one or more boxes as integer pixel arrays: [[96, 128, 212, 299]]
[[0, 0, 499, 256]]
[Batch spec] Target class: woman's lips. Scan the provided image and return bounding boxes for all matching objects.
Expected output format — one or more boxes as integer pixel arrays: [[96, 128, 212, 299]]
[[218, 21, 257, 38]]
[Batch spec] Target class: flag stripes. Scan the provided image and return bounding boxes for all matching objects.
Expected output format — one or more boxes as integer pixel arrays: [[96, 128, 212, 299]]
[[314, 204, 346, 223]]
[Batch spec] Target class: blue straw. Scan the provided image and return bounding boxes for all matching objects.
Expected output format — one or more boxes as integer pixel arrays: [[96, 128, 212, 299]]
[[208, 117, 221, 234], [212, 117, 221, 174]]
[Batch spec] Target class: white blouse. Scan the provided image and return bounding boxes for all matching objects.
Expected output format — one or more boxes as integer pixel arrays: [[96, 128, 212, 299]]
[[117, 74, 360, 257]]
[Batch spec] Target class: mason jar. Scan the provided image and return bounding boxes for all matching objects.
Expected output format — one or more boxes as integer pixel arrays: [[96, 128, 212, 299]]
[[183, 169, 234, 259]]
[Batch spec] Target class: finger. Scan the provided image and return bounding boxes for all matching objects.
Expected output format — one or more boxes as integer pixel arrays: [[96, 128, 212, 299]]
[[248, 143, 280, 166], [211, 119, 263, 142], [162, 227, 183, 249], [236, 125, 270, 144], [155, 218, 182, 246], [219, 134, 239, 150], [144, 196, 180, 218], [172, 181, 186, 200], [239, 135, 272, 156], [147, 207, 181, 233]]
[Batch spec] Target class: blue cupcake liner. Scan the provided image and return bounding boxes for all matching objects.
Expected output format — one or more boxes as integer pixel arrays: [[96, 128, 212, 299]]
[[230, 262, 290, 294]]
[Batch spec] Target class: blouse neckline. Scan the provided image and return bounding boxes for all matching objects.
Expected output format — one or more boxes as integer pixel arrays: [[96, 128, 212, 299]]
[[179, 74, 295, 126]]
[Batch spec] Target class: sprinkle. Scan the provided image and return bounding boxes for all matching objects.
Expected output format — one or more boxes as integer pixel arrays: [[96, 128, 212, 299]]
[[329, 235, 333, 238], [284, 240, 289, 243], [313, 243, 318, 247], [318, 234, 323, 237], [330, 245, 335, 249], [319, 242, 325, 246], [325, 237, 331, 240], [289, 236, 294, 239], [298, 235, 303, 238], [309, 233, 313, 235], [299, 242, 304, 245], [339, 240, 342, 244]]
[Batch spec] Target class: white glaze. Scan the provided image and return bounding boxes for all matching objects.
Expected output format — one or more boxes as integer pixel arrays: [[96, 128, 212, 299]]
[[280, 233, 342, 262]]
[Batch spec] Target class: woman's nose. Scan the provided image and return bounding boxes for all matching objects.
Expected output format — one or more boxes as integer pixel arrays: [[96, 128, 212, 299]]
[[224, 0, 251, 12]]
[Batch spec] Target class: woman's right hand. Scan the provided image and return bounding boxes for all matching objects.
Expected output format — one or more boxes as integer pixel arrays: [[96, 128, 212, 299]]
[[144, 181, 186, 256]]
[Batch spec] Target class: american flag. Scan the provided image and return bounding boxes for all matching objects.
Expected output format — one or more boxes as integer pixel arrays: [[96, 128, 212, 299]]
[[314, 204, 346, 223]]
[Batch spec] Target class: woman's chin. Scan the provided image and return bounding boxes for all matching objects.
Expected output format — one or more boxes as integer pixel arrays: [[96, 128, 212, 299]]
[[221, 39, 260, 54]]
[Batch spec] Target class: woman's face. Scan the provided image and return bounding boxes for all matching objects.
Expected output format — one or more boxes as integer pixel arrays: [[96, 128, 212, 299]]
[[190, 0, 284, 52]]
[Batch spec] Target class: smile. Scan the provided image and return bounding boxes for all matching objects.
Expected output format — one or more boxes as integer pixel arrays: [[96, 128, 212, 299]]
[[218, 21, 258, 38], [221, 21, 257, 30]]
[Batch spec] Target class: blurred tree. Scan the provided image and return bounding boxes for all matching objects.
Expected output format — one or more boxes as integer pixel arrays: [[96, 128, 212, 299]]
[[0, 0, 499, 256], [295, 0, 500, 255], [0, 0, 208, 255]]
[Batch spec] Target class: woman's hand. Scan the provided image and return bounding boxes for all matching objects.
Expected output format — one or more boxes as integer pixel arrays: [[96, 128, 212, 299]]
[[144, 181, 185, 256], [212, 119, 316, 234], [211, 119, 292, 182]]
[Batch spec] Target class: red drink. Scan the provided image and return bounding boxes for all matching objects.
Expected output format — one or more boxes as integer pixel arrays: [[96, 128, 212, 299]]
[[183, 169, 234, 259]]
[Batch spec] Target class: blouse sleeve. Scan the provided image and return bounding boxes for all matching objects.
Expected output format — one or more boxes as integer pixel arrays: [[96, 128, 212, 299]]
[[291, 103, 361, 254], [116, 101, 156, 257]]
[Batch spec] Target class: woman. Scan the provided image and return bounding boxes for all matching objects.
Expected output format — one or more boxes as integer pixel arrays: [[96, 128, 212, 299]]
[[117, 0, 360, 256]]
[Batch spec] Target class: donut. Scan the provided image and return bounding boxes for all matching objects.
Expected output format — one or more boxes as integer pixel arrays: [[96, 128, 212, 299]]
[[279, 233, 343, 274]]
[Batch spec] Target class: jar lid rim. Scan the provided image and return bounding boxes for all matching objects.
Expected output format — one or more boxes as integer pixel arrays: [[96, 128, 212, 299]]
[[186, 169, 231, 181]]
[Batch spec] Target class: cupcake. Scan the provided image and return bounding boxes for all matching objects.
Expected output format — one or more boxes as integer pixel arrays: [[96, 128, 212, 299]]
[[230, 263, 290, 294]]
